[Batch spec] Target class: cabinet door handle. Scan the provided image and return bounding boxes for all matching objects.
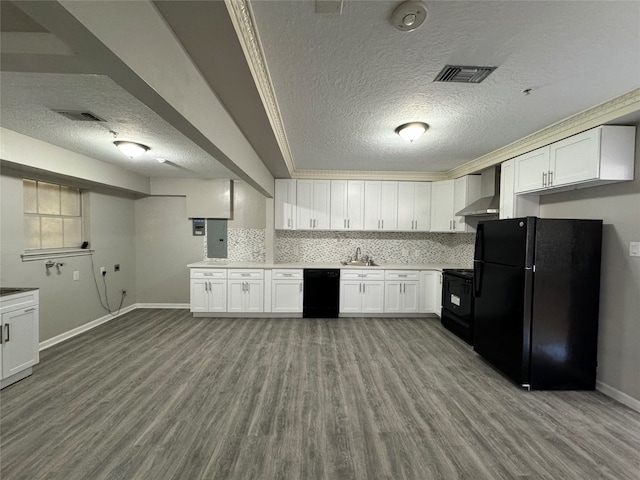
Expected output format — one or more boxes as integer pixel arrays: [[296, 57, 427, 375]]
[[548, 171, 553, 186], [5, 324, 9, 342], [310, 219, 313, 228], [542, 171, 547, 187], [359, 283, 362, 293], [348, 219, 350, 229], [24, 308, 36, 313], [288, 218, 291, 228], [344, 219, 346, 228], [362, 283, 365, 294], [299, 283, 302, 293]]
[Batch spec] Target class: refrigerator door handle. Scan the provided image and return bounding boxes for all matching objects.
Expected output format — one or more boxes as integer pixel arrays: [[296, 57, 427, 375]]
[[473, 260, 483, 297], [474, 223, 484, 261]]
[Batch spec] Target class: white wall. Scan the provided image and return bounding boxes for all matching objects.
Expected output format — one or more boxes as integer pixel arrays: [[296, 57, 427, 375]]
[[539, 125, 640, 403]]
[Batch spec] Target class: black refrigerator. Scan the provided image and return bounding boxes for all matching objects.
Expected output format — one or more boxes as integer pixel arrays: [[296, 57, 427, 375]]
[[473, 217, 602, 390]]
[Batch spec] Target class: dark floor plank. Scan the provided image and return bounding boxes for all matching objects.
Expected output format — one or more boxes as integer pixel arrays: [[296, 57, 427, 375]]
[[2, 311, 639, 480]]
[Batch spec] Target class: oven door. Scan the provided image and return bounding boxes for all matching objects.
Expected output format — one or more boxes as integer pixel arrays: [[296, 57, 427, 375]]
[[442, 274, 473, 320]]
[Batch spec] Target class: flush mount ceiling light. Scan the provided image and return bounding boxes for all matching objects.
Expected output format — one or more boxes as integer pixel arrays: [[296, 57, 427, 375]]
[[395, 122, 429, 142], [391, 1, 427, 32], [113, 141, 149, 158]]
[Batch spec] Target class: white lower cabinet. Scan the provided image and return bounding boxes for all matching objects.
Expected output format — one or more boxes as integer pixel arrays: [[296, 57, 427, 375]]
[[1, 289, 40, 389], [271, 269, 303, 313], [190, 269, 227, 313], [227, 269, 264, 313], [384, 271, 419, 313], [420, 271, 442, 315], [340, 270, 384, 314]]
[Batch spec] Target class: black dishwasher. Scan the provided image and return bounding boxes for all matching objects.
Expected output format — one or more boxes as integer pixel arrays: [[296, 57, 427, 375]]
[[303, 269, 340, 318]]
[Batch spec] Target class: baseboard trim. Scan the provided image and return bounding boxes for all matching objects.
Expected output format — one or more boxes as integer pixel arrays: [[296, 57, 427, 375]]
[[38, 303, 188, 351], [596, 380, 640, 413], [39, 304, 137, 351], [136, 303, 190, 309]]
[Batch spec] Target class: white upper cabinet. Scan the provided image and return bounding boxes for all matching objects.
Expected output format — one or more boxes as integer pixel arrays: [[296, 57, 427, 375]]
[[431, 176, 481, 232], [364, 181, 398, 231], [514, 126, 635, 194], [430, 180, 455, 232], [453, 176, 481, 232], [296, 180, 331, 230], [330, 180, 365, 230], [274, 179, 296, 230], [397, 182, 432, 231], [499, 159, 539, 219]]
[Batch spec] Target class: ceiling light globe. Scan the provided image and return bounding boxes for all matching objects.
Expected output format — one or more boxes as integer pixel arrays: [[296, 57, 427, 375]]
[[114, 141, 149, 158], [396, 122, 429, 142]]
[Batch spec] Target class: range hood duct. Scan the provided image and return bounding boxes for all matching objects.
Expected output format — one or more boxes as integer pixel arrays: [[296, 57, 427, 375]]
[[455, 167, 501, 217]]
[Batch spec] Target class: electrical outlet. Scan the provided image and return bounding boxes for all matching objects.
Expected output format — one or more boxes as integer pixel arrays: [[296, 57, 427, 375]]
[[100, 267, 106, 275], [630, 242, 640, 257], [114, 264, 120, 272], [73, 271, 80, 281]]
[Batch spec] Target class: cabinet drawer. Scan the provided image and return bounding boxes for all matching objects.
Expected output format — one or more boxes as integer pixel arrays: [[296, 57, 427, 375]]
[[190, 269, 227, 279], [272, 269, 303, 279], [385, 270, 419, 281], [228, 269, 264, 280], [341, 269, 384, 280]]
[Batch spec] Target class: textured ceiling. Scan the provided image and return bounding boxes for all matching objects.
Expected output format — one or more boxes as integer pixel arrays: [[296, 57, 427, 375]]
[[249, 0, 640, 173], [1, 0, 639, 185], [0, 72, 237, 179]]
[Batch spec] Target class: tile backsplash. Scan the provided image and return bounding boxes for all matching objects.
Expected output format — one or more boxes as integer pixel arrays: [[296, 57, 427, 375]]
[[204, 228, 266, 262], [275, 231, 474, 265], [203, 229, 475, 265]]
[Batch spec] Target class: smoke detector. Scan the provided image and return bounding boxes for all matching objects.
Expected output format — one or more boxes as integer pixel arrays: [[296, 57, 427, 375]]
[[391, 1, 427, 32]]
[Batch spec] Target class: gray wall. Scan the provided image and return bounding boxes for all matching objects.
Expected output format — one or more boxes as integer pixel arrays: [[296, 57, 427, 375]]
[[539, 125, 640, 402], [1, 174, 136, 341], [229, 180, 266, 229], [134, 196, 204, 304]]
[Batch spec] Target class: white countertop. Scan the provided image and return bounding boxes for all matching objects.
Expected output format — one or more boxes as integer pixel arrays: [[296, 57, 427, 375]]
[[187, 261, 470, 271]]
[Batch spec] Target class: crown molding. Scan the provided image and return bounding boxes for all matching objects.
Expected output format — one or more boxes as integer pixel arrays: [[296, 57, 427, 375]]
[[449, 88, 640, 179], [291, 169, 450, 182], [224, 0, 296, 174]]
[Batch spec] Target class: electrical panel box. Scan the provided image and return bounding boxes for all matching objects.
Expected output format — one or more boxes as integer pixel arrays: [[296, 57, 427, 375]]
[[207, 219, 228, 258]]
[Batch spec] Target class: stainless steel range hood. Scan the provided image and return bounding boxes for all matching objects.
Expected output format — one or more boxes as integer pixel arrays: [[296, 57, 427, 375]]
[[455, 195, 500, 216], [455, 167, 501, 217]]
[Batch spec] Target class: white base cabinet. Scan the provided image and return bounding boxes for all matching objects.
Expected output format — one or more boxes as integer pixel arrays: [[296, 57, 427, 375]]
[[340, 269, 385, 314], [384, 271, 420, 313], [420, 271, 442, 315], [227, 269, 264, 313], [190, 269, 227, 313], [271, 269, 303, 313], [1, 289, 39, 389]]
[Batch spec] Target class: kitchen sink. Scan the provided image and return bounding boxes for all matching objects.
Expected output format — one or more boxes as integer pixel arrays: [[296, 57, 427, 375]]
[[340, 260, 378, 267]]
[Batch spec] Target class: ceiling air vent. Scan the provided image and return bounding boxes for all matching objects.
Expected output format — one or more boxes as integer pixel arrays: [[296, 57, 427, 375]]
[[53, 110, 105, 122], [433, 65, 497, 84]]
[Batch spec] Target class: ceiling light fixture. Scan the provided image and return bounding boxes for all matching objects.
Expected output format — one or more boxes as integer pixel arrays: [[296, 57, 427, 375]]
[[156, 157, 167, 163], [113, 141, 149, 158], [395, 122, 429, 142]]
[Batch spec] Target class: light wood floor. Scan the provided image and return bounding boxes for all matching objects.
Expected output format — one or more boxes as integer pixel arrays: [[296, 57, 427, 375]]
[[1, 309, 639, 480]]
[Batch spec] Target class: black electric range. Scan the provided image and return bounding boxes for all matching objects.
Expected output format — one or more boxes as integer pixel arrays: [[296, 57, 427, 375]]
[[441, 269, 475, 344]]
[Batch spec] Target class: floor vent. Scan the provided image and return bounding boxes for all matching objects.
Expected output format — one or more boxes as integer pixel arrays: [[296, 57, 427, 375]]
[[434, 65, 497, 84], [53, 110, 105, 122]]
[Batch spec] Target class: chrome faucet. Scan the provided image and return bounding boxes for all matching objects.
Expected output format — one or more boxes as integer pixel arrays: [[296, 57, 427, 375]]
[[354, 247, 361, 261]]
